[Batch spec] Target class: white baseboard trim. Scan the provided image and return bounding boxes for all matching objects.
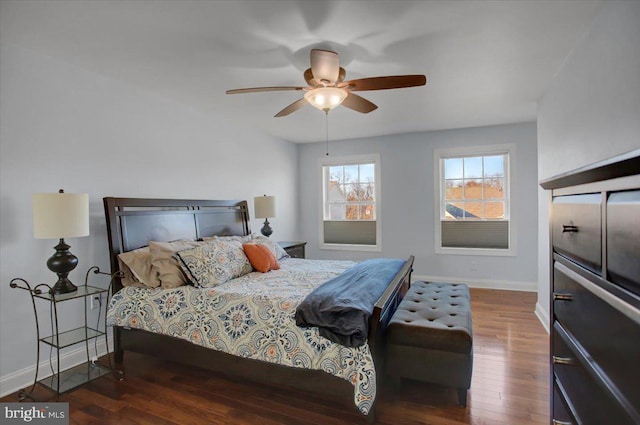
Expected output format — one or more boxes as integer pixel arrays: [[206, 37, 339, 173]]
[[535, 302, 551, 334], [0, 337, 114, 398], [412, 274, 537, 292]]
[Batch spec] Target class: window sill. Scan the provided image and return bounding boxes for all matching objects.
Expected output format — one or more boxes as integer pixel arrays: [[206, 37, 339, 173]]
[[435, 246, 516, 257], [320, 243, 382, 252]]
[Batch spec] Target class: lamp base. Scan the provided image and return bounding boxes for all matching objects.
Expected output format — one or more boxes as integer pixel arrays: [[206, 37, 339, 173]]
[[260, 219, 273, 238], [51, 278, 78, 295], [47, 239, 79, 294]]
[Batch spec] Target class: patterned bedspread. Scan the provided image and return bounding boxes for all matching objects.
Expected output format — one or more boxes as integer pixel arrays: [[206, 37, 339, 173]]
[[106, 258, 377, 415]]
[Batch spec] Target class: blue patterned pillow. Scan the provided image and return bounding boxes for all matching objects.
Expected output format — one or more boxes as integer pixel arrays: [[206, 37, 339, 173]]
[[176, 239, 253, 288]]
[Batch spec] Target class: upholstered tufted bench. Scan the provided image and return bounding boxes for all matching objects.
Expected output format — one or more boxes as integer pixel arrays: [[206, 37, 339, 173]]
[[385, 281, 473, 406]]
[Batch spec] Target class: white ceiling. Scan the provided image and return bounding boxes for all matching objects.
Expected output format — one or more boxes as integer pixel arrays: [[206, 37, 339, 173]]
[[0, 0, 603, 143]]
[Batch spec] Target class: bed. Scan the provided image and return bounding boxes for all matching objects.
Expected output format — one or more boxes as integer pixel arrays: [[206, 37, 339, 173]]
[[103, 197, 414, 420]]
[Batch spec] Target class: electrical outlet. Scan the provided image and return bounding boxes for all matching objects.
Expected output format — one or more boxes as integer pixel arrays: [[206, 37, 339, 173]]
[[90, 294, 102, 309]]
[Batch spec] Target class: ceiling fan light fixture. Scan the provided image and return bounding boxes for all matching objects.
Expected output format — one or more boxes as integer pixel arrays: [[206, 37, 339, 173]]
[[304, 87, 348, 112]]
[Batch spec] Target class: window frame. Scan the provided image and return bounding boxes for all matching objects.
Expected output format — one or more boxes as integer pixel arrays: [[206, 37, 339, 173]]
[[433, 144, 517, 256], [319, 154, 382, 252]]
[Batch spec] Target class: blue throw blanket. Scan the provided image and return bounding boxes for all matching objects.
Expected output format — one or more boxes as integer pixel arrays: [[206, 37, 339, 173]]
[[295, 258, 405, 347]]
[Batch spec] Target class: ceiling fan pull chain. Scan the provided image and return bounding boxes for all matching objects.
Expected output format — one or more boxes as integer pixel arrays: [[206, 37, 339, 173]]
[[325, 111, 330, 156]]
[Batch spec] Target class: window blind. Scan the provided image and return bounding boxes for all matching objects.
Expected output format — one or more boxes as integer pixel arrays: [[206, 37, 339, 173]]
[[323, 221, 377, 245], [441, 220, 509, 249]]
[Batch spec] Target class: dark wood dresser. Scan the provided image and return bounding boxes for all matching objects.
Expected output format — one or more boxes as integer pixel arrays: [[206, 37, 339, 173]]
[[541, 150, 640, 425]]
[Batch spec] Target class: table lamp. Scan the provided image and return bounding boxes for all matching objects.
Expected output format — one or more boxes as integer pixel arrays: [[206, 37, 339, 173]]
[[33, 189, 90, 294], [254, 195, 276, 237]]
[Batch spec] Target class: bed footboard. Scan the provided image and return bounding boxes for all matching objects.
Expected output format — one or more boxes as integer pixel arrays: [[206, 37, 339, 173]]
[[368, 255, 414, 371]]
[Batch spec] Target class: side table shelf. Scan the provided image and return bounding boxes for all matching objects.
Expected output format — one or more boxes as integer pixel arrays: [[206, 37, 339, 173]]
[[10, 267, 121, 400]]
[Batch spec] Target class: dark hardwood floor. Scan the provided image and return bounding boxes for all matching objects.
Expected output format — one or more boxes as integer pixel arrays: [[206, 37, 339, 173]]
[[2, 288, 549, 424]]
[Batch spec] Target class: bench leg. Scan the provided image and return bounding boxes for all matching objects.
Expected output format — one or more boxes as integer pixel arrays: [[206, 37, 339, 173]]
[[457, 388, 468, 407]]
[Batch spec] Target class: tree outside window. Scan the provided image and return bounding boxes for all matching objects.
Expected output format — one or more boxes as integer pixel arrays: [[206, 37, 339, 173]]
[[321, 154, 381, 251], [326, 163, 376, 221]]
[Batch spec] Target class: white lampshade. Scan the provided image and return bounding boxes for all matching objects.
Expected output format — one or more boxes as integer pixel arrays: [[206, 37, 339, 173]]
[[254, 195, 276, 219], [33, 192, 90, 239], [304, 87, 348, 112]]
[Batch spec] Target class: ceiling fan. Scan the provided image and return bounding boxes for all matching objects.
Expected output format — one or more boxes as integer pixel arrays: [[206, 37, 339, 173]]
[[226, 49, 427, 117]]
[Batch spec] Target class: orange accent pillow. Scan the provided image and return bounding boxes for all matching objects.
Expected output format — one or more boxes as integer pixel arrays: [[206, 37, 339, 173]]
[[242, 243, 280, 273]]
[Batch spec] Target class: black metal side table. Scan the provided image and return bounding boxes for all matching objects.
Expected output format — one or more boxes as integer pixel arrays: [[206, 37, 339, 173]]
[[10, 266, 120, 400]]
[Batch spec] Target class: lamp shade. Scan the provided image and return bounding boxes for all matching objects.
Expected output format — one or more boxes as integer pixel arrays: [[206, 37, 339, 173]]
[[304, 87, 348, 112], [33, 192, 90, 239], [254, 195, 276, 219]]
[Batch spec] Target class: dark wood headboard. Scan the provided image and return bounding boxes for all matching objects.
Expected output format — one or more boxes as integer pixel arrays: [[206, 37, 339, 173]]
[[103, 197, 251, 292]]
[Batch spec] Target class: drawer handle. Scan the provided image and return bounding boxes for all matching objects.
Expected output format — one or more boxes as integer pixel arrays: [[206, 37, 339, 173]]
[[562, 224, 579, 233], [553, 420, 573, 425], [553, 293, 573, 301], [553, 356, 574, 365]]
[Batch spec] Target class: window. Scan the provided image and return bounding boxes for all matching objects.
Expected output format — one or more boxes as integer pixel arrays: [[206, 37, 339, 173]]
[[321, 154, 381, 251], [434, 145, 514, 255]]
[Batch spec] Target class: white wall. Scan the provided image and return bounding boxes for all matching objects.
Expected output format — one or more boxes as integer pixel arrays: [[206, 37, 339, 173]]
[[298, 122, 538, 291], [536, 1, 640, 328], [0, 43, 298, 395]]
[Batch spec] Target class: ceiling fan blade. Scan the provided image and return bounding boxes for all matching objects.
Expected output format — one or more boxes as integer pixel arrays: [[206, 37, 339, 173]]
[[341, 93, 378, 114], [226, 86, 305, 95], [303, 68, 316, 86], [340, 75, 426, 91], [310, 49, 340, 84], [274, 98, 308, 117]]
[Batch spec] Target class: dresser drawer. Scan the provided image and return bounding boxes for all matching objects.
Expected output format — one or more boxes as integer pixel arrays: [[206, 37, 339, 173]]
[[554, 261, 640, 417], [552, 194, 601, 274], [553, 322, 636, 425], [553, 379, 576, 425], [607, 190, 640, 295]]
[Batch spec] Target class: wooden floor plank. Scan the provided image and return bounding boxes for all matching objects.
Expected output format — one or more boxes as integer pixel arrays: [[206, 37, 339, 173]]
[[2, 288, 549, 424]]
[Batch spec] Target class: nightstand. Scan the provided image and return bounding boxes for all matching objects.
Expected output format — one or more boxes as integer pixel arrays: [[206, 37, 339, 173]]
[[10, 267, 119, 400], [278, 241, 307, 259]]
